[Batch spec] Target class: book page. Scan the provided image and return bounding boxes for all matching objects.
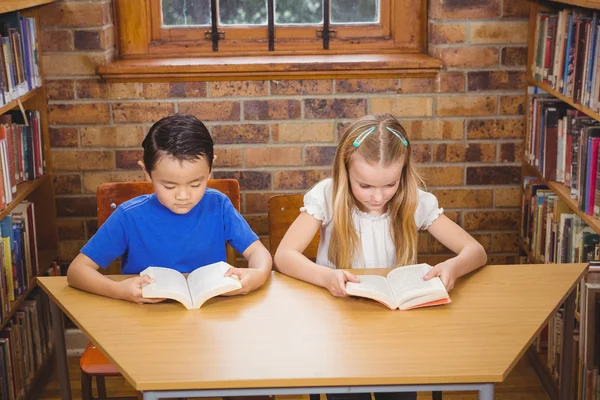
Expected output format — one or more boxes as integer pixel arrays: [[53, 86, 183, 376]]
[[187, 261, 242, 309], [345, 275, 397, 310], [140, 267, 193, 309], [386, 264, 447, 308]]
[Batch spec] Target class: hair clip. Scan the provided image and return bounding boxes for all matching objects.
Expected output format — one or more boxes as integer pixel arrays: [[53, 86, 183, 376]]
[[352, 127, 376, 147], [386, 126, 409, 147]]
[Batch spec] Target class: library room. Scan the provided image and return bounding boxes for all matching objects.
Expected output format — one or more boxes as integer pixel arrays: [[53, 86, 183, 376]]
[[0, 0, 596, 399]]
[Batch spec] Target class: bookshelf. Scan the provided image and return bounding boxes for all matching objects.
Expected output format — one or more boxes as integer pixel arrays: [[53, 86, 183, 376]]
[[525, 0, 600, 399], [0, 0, 60, 399]]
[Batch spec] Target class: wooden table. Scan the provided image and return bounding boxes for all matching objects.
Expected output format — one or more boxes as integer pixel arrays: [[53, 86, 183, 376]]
[[38, 263, 588, 400]]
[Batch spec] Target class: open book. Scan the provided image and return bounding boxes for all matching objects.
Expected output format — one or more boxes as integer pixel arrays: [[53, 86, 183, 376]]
[[140, 261, 242, 310], [346, 263, 451, 310]]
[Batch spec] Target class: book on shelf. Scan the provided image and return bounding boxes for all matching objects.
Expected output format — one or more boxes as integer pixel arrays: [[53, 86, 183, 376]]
[[345, 263, 451, 311], [531, 4, 600, 111], [141, 261, 242, 310]]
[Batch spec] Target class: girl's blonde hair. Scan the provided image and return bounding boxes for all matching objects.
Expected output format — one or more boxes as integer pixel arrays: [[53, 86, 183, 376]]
[[329, 113, 424, 269]]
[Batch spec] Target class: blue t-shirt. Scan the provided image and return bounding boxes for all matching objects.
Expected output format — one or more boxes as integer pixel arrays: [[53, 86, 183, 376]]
[[81, 189, 259, 274]]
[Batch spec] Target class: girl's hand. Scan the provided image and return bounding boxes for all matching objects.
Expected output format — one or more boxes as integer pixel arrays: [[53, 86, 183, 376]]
[[118, 276, 166, 304], [423, 260, 458, 291], [223, 267, 267, 295], [324, 269, 360, 297]]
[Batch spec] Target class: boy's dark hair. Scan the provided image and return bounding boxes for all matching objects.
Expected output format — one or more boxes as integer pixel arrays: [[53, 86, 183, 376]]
[[142, 114, 214, 175]]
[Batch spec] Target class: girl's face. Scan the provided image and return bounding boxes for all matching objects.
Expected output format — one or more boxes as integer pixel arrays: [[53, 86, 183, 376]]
[[347, 153, 403, 216], [142, 155, 211, 215]]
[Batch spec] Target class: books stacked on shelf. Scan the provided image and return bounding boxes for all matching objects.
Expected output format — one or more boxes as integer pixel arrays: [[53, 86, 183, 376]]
[[0, 11, 41, 106], [0, 287, 54, 400], [531, 4, 600, 110], [0, 202, 40, 323], [521, 176, 600, 263], [0, 110, 43, 209], [526, 94, 600, 216]]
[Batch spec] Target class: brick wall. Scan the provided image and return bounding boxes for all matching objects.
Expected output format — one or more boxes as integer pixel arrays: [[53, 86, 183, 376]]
[[40, 0, 529, 269]]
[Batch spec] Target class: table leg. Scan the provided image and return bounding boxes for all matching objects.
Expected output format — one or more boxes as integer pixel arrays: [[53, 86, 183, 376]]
[[50, 300, 72, 400], [478, 384, 494, 400]]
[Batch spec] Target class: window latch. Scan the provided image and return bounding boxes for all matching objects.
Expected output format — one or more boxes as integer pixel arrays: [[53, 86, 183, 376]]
[[204, 31, 225, 40], [316, 29, 337, 38]]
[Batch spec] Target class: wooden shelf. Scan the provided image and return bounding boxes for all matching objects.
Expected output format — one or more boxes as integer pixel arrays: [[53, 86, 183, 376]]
[[528, 78, 600, 123], [527, 347, 559, 400], [522, 162, 600, 235], [0, 87, 43, 117], [519, 240, 538, 264], [0, 248, 58, 333], [0, 175, 51, 221], [0, 0, 55, 14], [546, 0, 600, 10]]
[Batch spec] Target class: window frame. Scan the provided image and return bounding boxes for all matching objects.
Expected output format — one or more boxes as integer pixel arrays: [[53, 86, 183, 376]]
[[99, 0, 441, 81]]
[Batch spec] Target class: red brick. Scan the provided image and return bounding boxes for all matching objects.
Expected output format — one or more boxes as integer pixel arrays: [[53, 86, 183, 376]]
[[41, 29, 73, 52], [59, 241, 86, 261], [179, 101, 241, 121], [469, 21, 529, 44], [494, 188, 521, 207], [50, 127, 78, 147], [433, 47, 499, 68], [74, 30, 101, 50], [500, 96, 526, 115], [55, 196, 97, 217], [412, 144, 432, 163], [271, 80, 333, 95], [499, 142, 523, 163], [116, 150, 143, 169], [52, 150, 115, 171], [214, 148, 242, 168], [502, 47, 528, 67], [403, 120, 464, 140], [419, 166, 463, 186], [438, 72, 466, 93], [434, 143, 495, 162], [46, 80, 75, 100], [211, 124, 269, 144], [212, 171, 271, 190], [504, 0, 530, 17], [431, 189, 493, 208], [491, 233, 518, 252], [429, 0, 500, 19], [143, 82, 207, 98], [305, 146, 337, 166], [429, 22, 466, 45], [112, 102, 175, 123], [245, 147, 302, 167], [53, 174, 82, 194], [82, 171, 145, 194], [335, 79, 398, 94], [370, 97, 433, 117], [468, 71, 526, 91], [304, 99, 366, 119], [398, 78, 437, 94], [467, 119, 524, 139], [274, 170, 331, 190], [80, 126, 145, 147], [43, 53, 110, 76], [77, 80, 142, 99], [245, 100, 301, 120], [58, 219, 86, 241], [463, 210, 520, 230], [40, 2, 111, 27], [437, 96, 497, 117], [245, 192, 293, 214], [273, 122, 334, 143], [210, 81, 268, 97], [487, 254, 517, 265], [466, 166, 521, 185], [48, 103, 110, 124]]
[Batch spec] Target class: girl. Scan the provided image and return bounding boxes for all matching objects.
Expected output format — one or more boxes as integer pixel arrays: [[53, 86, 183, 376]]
[[67, 113, 272, 303], [274, 113, 487, 298]]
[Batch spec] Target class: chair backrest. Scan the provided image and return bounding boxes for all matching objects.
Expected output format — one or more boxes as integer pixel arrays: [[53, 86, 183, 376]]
[[267, 195, 320, 260], [96, 179, 241, 270]]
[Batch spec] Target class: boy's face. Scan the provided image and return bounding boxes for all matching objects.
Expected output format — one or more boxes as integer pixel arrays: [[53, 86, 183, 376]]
[[141, 155, 211, 215]]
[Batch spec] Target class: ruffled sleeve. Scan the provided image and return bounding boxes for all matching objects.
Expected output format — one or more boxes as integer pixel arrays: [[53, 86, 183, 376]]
[[414, 189, 444, 230], [300, 178, 333, 226]]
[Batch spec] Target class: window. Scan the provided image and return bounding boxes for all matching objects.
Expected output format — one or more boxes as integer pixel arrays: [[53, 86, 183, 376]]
[[153, 0, 390, 53], [101, 0, 440, 81]]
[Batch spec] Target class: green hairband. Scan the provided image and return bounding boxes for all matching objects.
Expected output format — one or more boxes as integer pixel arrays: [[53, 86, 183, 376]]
[[352, 126, 409, 147]]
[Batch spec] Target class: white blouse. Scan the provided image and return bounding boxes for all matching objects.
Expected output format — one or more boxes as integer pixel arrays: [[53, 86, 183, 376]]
[[301, 178, 443, 269]]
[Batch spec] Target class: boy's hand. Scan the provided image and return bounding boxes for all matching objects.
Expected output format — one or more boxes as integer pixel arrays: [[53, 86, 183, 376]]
[[223, 267, 267, 295], [324, 269, 360, 297], [117, 276, 166, 304], [423, 260, 458, 291]]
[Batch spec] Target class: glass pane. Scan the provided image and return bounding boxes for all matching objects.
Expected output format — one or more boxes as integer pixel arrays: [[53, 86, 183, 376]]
[[219, 0, 267, 25], [331, 0, 378, 24], [162, 0, 211, 26], [275, 0, 322, 25]]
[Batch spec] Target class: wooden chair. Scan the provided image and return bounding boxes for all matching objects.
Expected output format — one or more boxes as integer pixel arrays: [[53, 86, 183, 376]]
[[80, 179, 240, 400], [267, 195, 443, 400]]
